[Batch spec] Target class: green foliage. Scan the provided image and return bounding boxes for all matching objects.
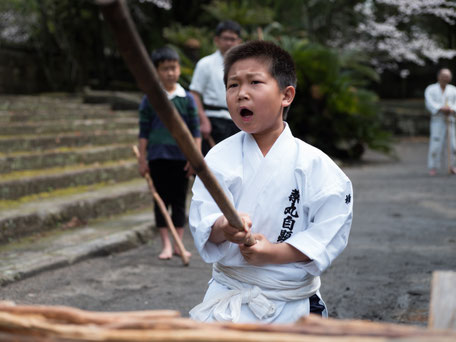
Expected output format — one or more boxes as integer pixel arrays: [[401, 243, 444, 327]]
[[163, 23, 214, 59], [202, 0, 274, 29], [0, 0, 393, 159], [156, 0, 393, 160], [286, 42, 392, 159]]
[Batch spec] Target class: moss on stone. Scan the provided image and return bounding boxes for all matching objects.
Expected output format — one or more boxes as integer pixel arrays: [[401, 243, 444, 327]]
[[1, 158, 136, 182], [0, 182, 113, 210]]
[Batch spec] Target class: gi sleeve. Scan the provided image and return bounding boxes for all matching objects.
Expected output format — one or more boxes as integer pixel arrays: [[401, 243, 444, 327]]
[[286, 159, 353, 276], [449, 87, 456, 112], [189, 153, 239, 263], [425, 85, 441, 115]]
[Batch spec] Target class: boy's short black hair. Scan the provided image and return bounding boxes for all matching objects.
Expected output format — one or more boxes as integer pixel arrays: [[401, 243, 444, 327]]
[[223, 40, 297, 117], [150, 46, 180, 68], [215, 20, 241, 37]]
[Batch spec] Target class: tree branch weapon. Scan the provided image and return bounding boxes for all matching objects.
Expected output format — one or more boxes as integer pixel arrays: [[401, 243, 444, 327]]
[[97, 0, 255, 246]]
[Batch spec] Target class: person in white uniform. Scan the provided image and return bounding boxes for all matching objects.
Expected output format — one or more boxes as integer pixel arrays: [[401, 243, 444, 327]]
[[189, 41, 353, 323], [425, 68, 456, 175], [190, 20, 242, 155]]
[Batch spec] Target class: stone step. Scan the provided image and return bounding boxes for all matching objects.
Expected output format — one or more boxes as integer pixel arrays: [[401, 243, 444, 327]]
[[0, 159, 139, 200], [1, 94, 84, 107], [0, 144, 134, 174], [82, 88, 142, 110], [0, 118, 137, 135], [0, 109, 138, 123], [0, 129, 137, 153], [0, 207, 155, 285], [0, 179, 152, 244], [0, 109, 137, 122], [0, 95, 137, 122]]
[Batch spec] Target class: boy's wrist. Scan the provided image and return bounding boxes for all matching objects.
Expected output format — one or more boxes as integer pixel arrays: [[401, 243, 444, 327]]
[[270, 242, 310, 264], [209, 216, 227, 244], [269, 243, 283, 264]]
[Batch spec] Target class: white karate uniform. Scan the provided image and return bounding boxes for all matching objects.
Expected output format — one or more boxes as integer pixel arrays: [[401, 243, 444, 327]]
[[424, 83, 456, 169], [189, 123, 353, 323]]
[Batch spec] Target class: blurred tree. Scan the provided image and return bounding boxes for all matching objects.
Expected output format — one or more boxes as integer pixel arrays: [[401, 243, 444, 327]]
[[160, 1, 392, 159], [265, 32, 391, 159], [2, 0, 455, 159]]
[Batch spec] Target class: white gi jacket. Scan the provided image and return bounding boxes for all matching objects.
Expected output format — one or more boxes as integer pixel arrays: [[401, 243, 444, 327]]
[[189, 123, 353, 323], [425, 83, 456, 115], [424, 83, 456, 169]]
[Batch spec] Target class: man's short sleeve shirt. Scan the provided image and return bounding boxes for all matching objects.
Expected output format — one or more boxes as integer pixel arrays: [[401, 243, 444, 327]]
[[189, 50, 231, 120]]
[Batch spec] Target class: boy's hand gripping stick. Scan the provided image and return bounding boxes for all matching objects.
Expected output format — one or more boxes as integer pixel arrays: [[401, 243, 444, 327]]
[[97, 0, 255, 246], [132, 146, 189, 266]]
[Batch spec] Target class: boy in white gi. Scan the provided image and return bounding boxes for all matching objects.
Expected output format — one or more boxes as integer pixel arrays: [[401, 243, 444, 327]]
[[189, 41, 353, 323]]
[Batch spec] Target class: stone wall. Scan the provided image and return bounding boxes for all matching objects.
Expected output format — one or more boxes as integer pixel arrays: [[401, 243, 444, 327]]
[[380, 99, 430, 136], [0, 46, 48, 94]]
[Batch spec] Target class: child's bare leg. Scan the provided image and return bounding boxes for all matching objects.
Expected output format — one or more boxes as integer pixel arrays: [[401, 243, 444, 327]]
[[158, 227, 172, 260], [173, 227, 192, 258]]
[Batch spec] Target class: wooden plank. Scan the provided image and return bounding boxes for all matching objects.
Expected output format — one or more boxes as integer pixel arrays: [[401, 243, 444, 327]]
[[1, 304, 456, 341], [429, 271, 456, 330]]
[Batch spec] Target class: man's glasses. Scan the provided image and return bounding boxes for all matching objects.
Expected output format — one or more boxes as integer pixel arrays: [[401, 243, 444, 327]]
[[219, 36, 239, 43]]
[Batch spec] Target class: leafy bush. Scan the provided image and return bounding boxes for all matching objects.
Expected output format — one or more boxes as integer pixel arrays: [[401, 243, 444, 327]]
[[287, 42, 392, 160], [164, 15, 392, 160]]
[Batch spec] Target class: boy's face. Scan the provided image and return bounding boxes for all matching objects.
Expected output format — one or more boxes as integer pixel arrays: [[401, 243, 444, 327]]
[[226, 57, 294, 140], [156, 60, 180, 91], [214, 30, 241, 55]]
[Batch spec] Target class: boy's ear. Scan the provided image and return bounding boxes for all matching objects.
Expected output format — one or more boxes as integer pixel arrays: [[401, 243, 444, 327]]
[[281, 86, 296, 107]]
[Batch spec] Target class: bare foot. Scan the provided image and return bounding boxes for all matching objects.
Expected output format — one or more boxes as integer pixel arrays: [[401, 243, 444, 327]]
[[158, 248, 172, 260], [174, 248, 192, 259]]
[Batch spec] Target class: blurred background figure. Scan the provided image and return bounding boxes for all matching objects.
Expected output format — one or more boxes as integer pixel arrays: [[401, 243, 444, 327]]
[[138, 46, 200, 260], [424, 68, 456, 176], [189, 20, 242, 155]]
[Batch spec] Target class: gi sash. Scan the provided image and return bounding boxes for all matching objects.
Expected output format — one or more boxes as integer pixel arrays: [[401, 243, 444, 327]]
[[189, 263, 320, 322]]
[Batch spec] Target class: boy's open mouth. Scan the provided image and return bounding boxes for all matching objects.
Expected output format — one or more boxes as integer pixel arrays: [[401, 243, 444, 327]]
[[240, 108, 253, 117]]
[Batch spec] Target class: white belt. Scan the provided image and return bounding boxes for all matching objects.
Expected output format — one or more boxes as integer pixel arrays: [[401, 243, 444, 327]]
[[189, 263, 320, 322]]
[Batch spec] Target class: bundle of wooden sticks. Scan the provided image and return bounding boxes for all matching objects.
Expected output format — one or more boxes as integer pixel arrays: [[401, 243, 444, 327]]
[[0, 301, 455, 342]]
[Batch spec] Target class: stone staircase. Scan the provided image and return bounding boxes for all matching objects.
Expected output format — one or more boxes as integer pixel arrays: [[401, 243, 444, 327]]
[[0, 94, 157, 284]]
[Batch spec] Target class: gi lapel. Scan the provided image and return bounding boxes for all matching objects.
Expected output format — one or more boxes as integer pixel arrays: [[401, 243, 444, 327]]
[[236, 124, 297, 221]]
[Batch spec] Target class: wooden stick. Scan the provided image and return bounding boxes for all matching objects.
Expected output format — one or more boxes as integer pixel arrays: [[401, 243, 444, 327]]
[[96, 0, 255, 246], [1, 302, 456, 341], [132, 145, 189, 266], [101, 315, 450, 338], [207, 135, 216, 149], [0, 302, 179, 325], [446, 115, 452, 174], [1, 310, 455, 342]]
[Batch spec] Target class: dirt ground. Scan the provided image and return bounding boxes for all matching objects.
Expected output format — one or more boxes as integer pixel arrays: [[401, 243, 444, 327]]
[[1, 138, 455, 326]]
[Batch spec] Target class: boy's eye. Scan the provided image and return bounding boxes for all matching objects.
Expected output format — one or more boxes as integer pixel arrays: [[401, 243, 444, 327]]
[[227, 83, 238, 89], [251, 80, 261, 85]]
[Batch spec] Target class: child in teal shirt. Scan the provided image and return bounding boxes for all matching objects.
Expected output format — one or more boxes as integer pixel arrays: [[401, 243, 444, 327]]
[[138, 46, 201, 260]]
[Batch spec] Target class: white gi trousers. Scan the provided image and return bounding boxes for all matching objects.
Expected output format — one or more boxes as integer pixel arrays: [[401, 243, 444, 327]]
[[428, 113, 456, 170]]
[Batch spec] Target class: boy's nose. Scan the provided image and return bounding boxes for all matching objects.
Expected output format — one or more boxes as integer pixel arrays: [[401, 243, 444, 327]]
[[237, 86, 248, 100]]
